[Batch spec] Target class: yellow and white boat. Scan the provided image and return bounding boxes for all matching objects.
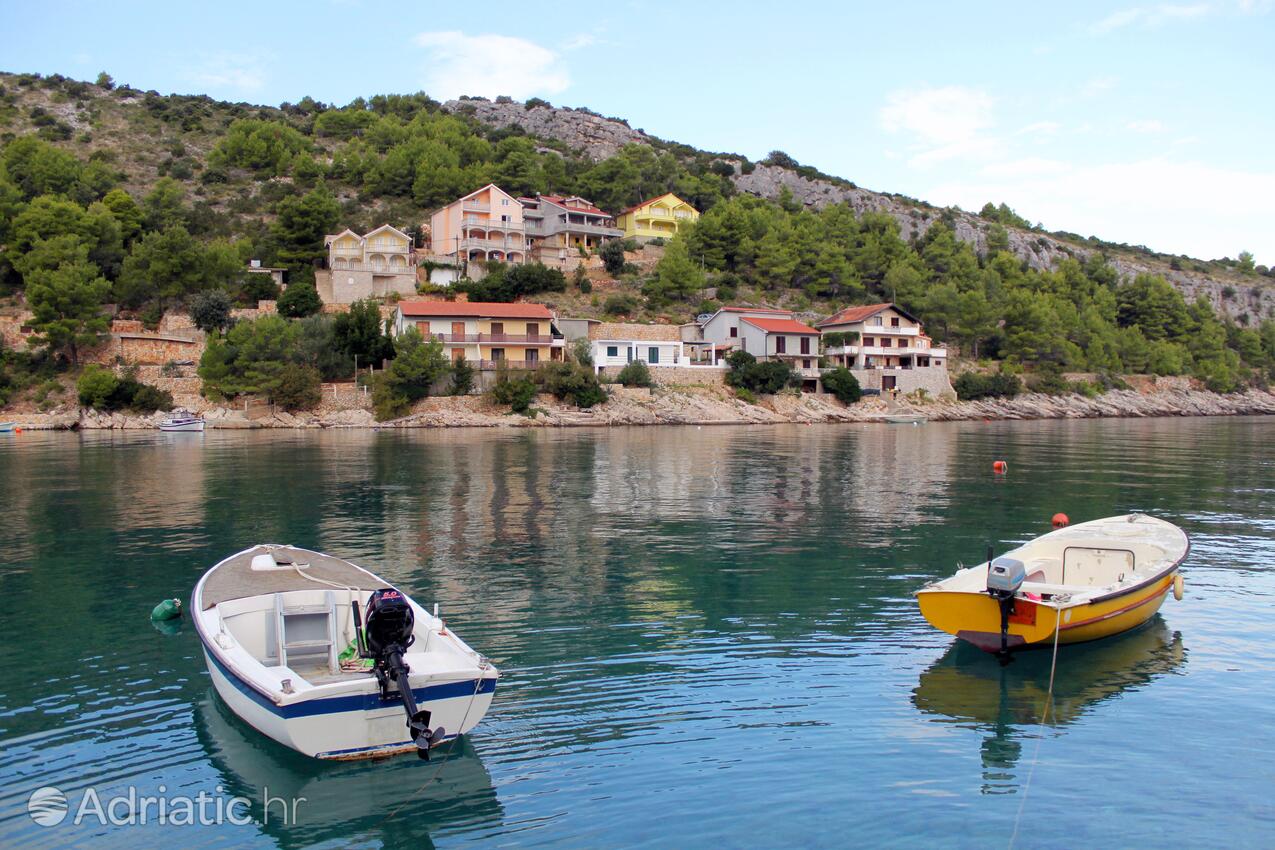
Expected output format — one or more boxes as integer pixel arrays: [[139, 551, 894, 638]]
[[916, 514, 1189, 654]]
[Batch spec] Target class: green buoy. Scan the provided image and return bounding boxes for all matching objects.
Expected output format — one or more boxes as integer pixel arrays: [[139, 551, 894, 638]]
[[152, 598, 183, 621]]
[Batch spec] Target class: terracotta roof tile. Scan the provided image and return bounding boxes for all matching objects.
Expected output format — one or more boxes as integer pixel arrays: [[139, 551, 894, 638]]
[[396, 301, 554, 319], [741, 316, 820, 335], [816, 303, 893, 327]]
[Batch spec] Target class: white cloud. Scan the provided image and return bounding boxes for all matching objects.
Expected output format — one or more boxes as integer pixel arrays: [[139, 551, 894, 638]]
[[1016, 121, 1062, 136], [1126, 119, 1166, 132], [929, 157, 1275, 263], [414, 31, 569, 100], [561, 33, 597, 51], [187, 54, 266, 92], [1090, 3, 1214, 34], [879, 86, 1000, 167], [1080, 76, 1119, 97]]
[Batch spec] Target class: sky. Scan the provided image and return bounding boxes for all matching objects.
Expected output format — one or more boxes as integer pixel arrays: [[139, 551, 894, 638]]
[[7, 1, 1273, 264]]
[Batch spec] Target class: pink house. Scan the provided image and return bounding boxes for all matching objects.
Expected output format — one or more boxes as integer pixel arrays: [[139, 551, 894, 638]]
[[428, 184, 528, 264]]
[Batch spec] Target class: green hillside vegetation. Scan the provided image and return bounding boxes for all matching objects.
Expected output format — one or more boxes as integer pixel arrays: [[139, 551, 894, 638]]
[[0, 70, 1272, 404]]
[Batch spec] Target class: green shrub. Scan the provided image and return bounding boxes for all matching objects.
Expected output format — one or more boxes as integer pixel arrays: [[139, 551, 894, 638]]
[[77, 365, 119, 408], [277, 283, 323, 318], [1027, 367, 1069, 395], [273, 363, 322, 411], [603, 293, 639, 316], [822, 366, 862, 404], [189, 290, 234, 332], [616, 360, 653, 387], [725, 350, 798, 394], [76, 365, 171, 412], [371, 329, 449, 420], [238, 273, 281, 305], [128, 383, 174, 413], [449, 355, 474, 396], [491, 372, 538, 415], [536, 361, 608, 408], [735, 387, 757, 404], [953, 372, 1023, 400]]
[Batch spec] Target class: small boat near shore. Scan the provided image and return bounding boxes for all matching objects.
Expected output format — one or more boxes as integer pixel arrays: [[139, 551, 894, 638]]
[[159, 412, 205, 432], [883, 413, 927, 425], [192, 545, 498, 760], [0, 422, 15, 433], [916, 514, 1188, 654]]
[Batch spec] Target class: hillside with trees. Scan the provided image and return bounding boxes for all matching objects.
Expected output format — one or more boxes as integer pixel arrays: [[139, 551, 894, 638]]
[[0, 69, 1272, 408]]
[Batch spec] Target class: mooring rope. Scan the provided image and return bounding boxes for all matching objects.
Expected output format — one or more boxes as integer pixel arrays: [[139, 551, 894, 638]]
[[1007, 604, 1063, 849]]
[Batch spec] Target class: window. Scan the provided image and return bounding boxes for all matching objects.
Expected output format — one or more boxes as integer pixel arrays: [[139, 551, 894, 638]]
[[871, 316, 883, 326], [526, 323, 539, 338], [607, 345, 618, 357], [490, 322, 504, 336], [501, 198, 509, 206], [526, 349, 539, 364], [492, 348, 505, 361], [648, 347, 660, 364], [729, 326, 738, 338], [863, 336, 874, 346], [891, 317, 900, 327], [803, 359, 811, 369], [880, 338, 891, 348], [776, 336, 787, 354], [800, 337, 810, 355]]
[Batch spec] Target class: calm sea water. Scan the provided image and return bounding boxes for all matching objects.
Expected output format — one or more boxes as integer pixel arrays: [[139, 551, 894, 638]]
[[0, 419, 1272, 849]]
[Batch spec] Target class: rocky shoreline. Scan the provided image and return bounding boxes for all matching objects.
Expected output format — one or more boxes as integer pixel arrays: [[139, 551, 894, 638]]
[[5, 381, 1275, 431]]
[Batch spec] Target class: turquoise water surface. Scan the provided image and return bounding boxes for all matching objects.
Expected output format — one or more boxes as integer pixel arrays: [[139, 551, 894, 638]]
[[0, 418, 1272, 848]]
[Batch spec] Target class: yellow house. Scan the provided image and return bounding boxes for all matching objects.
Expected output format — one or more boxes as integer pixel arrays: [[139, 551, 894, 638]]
[[614, 193, 699, 241]]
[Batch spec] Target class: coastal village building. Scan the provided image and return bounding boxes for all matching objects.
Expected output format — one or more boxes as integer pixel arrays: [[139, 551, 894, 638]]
[[316, 225, 417, 303], [817, 303, 952, 396], [588, 322, 688, 373], [392, 301, 563, 370], [429, 184, 528, 265], [520, 195, 624, 268], [614, 193, 699, 242], [690, 306, 821, 387]]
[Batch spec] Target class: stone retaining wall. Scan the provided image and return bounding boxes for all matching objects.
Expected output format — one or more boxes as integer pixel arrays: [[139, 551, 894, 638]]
[[599, 365, 727, 386]]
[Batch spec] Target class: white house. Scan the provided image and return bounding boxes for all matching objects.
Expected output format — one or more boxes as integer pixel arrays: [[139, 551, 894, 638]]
[[589, 322, 687, 373]]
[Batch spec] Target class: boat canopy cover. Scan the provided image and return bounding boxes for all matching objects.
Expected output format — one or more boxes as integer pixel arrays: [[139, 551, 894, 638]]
[[200, 545, 379, 609]]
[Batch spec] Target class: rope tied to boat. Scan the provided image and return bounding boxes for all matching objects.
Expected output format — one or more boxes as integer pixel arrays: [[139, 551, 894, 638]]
[[1008, 604, 1064, 849]]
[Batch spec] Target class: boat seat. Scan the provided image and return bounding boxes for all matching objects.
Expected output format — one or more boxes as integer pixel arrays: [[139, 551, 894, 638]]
[[1020, 581, 1087, 597]]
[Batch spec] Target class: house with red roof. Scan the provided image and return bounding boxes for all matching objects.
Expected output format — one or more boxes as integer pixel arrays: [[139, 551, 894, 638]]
[[392, 300, 564, 371], [520, 195, 624, 268], [817, 303, 951, 395], [693, 306, 822, 385]]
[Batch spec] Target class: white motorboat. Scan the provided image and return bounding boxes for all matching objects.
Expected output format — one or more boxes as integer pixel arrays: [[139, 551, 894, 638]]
[[0, 422, 15, 433], [192, 545, 498, 760], [159, 412, 205, 432]]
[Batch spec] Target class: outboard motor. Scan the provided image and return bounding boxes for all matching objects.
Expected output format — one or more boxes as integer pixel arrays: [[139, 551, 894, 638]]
[[353, 589, 437, 758], [986, 556, 1026, 661]]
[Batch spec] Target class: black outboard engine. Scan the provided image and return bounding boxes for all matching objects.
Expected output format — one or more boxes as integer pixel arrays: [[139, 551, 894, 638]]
[[353, 588, 436, 758], [986, 556, 1026, 662]]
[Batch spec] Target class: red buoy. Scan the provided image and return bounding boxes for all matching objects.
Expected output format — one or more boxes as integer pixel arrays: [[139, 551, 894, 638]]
[[993, 460, 1008, 474], [1052, 512, 1070, 528]]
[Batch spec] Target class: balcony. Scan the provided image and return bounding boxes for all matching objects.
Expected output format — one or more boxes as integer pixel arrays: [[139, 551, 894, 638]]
[[462, 200, 490, 212], [427, 333, 481, 343], [825, 344, 940, 357], [481, 334, 561, 345], [462, 216, 524, 231], [459, 237, 528, 251], [860, 326, 920, 336], [479, 359, 548, 371]]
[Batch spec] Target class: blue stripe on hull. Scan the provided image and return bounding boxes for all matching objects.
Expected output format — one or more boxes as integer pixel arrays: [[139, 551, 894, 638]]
[[201, 637, 496, 719]]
